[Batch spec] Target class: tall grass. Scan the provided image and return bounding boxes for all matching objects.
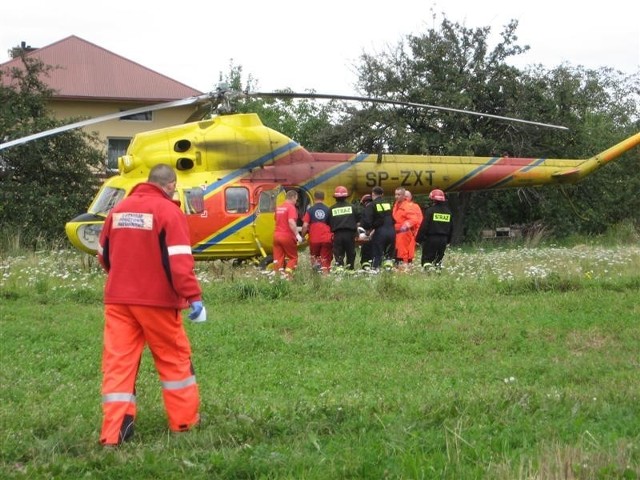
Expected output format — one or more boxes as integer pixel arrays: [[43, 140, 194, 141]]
[[1, 237, 639, 479]]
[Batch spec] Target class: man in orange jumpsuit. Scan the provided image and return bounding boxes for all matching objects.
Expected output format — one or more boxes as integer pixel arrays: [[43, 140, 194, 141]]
[[404, 190, 423, 264], [273, 189, 301, 277], [392, 187, 423, 269], [97, 164, 204, 446]]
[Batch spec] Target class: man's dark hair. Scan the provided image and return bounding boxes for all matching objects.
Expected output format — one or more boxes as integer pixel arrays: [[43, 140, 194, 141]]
[[314, 191, 325, 200], [372, 186, 384, 196]]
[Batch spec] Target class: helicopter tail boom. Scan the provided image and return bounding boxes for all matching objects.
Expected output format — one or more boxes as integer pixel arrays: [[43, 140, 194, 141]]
[[552, 131, 640, 181]]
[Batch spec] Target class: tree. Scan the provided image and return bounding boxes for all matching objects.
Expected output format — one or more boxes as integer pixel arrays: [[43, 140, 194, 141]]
[[0, 54, 103, 247], [332, 15, 537, 242], [462, 65, 639, 238], [333, 14, 639, 241]]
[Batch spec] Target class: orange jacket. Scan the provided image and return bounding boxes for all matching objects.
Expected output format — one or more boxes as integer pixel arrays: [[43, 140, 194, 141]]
[[393, 200, 423, 233], [98, 182, 202, 309]]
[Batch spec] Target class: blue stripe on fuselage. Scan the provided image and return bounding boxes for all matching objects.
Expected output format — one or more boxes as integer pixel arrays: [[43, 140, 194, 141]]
[[202, 141, 300, 195], [521, 158, 546, 172], [299, 153, 369, 190], [447, 157, 499, 191], [192, 213, 257, 253]]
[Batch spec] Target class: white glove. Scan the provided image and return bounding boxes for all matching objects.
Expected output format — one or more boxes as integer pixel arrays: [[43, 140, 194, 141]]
[[296, 233, 303, 244], [188, 302, 207, 323]]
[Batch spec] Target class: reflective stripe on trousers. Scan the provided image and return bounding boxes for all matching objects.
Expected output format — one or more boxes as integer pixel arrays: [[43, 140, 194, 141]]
[[101, 304, 200, 444]]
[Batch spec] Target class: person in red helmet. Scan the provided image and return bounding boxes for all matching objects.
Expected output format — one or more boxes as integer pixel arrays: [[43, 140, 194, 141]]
[[97, 164, 203, 447], [328, 185, 357, 270], [416, 188, 453, 269]]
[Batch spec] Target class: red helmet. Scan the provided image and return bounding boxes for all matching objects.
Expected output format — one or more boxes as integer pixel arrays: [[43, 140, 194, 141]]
[[429, 189, 446, 202], [334, 186, 349, 198], [360, 194, 372, 205]]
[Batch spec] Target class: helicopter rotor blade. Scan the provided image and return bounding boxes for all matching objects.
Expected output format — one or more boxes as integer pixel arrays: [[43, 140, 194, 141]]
[[1, 85, 568, 152], [250, 91, 569, 131], [0, 93, 214, 151]]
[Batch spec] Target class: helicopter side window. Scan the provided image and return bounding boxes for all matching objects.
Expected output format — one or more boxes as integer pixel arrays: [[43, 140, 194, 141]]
[[89, 187, 126, 216], [225, 187, 249, 214], [257, 190, 278, 213], [183, 188, 205, 214]]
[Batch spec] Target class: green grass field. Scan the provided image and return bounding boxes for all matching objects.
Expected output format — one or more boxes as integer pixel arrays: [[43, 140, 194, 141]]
[[1, 242, 639, 479]]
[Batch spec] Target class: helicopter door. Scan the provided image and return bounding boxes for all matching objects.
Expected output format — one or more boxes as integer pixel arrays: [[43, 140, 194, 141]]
[[252, 185, 285, 257]]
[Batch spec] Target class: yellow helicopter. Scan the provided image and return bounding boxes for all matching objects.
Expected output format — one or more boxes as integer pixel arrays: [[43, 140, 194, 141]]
[[2, 87, 639, 261]]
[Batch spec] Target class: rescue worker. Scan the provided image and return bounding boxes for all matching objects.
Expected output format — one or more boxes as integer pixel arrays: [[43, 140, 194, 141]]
[[392, 187, 423, 269], [361, 186, 395, 270], [97, 164, 204, 446], [273, 189, 302, 277], [416, 188, 454, 268], [301, 190, 332, 274], [403, 190, 423, 265], [328, 185, 357, 270], [358, 194, 373, 270]]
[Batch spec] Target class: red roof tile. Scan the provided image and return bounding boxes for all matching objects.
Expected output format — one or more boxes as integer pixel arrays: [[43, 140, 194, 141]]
[[1, 35, 202, 102]]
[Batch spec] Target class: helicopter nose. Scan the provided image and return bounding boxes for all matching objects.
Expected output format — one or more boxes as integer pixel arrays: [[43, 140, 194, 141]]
[[65, 213, 104, 254]]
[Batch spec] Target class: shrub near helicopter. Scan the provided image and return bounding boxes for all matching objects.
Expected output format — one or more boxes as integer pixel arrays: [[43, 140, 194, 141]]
[[1, 87, 639, 262]]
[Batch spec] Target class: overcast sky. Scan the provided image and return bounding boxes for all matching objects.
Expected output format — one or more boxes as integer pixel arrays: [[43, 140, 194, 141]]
[[2, 0, 638, 95]]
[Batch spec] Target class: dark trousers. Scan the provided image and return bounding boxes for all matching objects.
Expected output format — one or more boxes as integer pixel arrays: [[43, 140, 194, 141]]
[[371, 227, 395, 269], [360, 241, 372, 267], [420, 235, 449, 266], [333, 230, 356, 269]]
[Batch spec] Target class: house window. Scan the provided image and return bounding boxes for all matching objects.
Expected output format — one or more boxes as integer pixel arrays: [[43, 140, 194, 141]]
[[225, 187, 249, 213], [107, 138, 131, 170], [120, 110, 152, 121]]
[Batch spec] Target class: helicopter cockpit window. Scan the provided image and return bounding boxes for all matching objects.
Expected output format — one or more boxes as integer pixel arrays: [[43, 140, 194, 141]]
[[183, 188, 205, 215], [89, 187, 126, 216], [225, 187, 249, 214]]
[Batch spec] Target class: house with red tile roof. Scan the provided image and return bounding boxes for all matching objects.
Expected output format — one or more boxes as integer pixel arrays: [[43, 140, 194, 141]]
[[1, 35, 204, 169]]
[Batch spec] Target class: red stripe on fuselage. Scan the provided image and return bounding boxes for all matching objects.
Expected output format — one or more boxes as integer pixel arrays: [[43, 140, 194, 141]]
[[246, 151, 353, 184], [460, 157, 536, 190]]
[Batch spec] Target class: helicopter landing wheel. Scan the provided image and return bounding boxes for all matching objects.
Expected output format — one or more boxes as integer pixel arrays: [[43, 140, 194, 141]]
[[258, 255, 274, 270]]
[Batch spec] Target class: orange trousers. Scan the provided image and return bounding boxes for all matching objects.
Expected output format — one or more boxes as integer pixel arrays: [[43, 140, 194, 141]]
[[395, 231, 417, 263], [100, 304, 200, 445], [273, 232, 298, 271]]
